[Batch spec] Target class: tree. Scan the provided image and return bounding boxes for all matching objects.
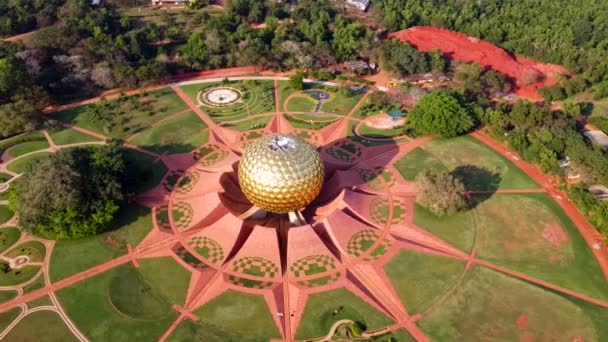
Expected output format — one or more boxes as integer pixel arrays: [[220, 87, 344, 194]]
[[407, 89, 476, 138], [415, 169, 468, 216], [289, 73, 304, 90], [0, 100, 42, 139], [10, 145, 125, 239], [379, 39, 431, 76]]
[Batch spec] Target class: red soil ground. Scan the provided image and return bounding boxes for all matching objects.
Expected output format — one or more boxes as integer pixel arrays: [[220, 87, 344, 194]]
[[389, 26, 572, 101], [517, 313, 529, 330], [542, 222, 569, 249]]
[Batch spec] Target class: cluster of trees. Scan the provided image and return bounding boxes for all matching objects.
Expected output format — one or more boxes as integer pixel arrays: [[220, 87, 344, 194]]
[[452, 62, 510, 104], [415, 169, 468, 216], [9, 145, 125, 239], [407, 89, 476, 138], [374, 0, 608, 92], [0, 0, 66, 37], [378, 39, 443, 77]]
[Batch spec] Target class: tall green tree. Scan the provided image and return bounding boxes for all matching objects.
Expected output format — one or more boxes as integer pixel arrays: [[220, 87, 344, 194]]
[[408, 90, 476, 138]]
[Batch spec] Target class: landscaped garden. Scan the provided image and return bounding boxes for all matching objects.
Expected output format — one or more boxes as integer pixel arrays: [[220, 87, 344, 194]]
[[0, 77, 606, 342]]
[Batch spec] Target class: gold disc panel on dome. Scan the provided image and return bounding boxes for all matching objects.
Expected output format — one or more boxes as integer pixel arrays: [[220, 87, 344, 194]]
[[238, 134, 325, 214]]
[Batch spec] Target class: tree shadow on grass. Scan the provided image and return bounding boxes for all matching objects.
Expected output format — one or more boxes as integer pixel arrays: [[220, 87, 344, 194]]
[[451, 165, 501, 208]]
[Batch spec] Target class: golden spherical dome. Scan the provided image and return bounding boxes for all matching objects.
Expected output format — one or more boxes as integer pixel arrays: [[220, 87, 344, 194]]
[[238, 134, 325, 214]]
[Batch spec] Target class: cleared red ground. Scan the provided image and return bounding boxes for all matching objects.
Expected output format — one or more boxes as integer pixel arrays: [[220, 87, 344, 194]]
[[389, 26, 572, 101]]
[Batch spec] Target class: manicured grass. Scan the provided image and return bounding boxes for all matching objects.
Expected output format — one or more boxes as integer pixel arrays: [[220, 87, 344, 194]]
[[0, 264, 40, 286], [4, 310, 78, 341], [122, 148, 168, 194], [179, 82, 220, 102], [169, 290, 281, 342], [0, 132, 46, 155], [138, 257, 190, 306], [419, 266, 602, 341], [0, 307, 21, 333], [384, 249, 465, 314], [295, 287, 394, 340], [321, 90, 364, 116], [23, 273, 45, 293], [423, 135, 539, 190], [47, 125, 101, 145], [50, 205, 152, 281], [394, 147, 447, 181], [108, 263, 175, 320], [27, 295, 53, 308], [0, 289, 17, 303], [130, 111, 208, 154], [50, 88, 188, 139], [0, 205, 14, 225], [6, 241, 46, 262], [472, 193, 608, 300], [358, 123, 409, 140], [222, 115, 272, 131], [413, 204, 475, 253], [284, 114, 338, 130], [0, 172, 12, 182], [6, 152, 52, 173], [7, 140, 50, 157], [346, 120, 393, 146], [286, 95, 316, 112], [0, 227, 21, 253], [56, 265, 178, 341]]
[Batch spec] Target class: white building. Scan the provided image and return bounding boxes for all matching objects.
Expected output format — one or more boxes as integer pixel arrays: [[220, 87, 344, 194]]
[[583, 130, 608, 151], [346, 0, 370, 11]]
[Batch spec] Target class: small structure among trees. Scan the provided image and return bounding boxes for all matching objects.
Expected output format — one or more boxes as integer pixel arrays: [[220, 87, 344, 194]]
[[415, 169, 468, 216]]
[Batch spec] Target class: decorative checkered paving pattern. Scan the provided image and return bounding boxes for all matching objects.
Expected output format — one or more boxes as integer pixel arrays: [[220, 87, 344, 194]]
[[346, 229, 392, 260], [192, 144, 229, 167], [172, 201, 194, 231], [155, 204, 172, 232], [227, 275, 275, 289], [232, 256, 279, 278], [369, 197, 406, 225], [188, 236, 225, 265], [290, 255, 337, 278], [176, 171, 200, 194], [296, 272, 341, 288], [173, 244, 208, 271], [358, 167, 395, 191], [325, 140, 363, 163], [163, 170, 185, 192], [293, 130, 320, 146]]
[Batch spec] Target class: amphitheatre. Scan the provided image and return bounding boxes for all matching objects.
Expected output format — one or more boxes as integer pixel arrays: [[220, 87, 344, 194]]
[[0, 68, 607, 342]]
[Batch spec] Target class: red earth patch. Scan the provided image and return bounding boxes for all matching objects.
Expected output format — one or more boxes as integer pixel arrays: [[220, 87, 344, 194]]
[[388, 26, 572, 101], [138, 97, 156, 104], [520, 332, 535, 342], [541, 222, 569, 249], [517, 313, 529, 330], [365, 114, 405, 129]]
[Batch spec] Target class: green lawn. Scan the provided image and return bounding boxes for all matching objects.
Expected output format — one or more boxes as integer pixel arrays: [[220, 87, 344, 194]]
[[6, 152, 52, 174], [0, 289, 17, 303], [27, 295, 53, 308], [423, 135, 539, 190], [346, 120, 393, 147], [169, 290, 281, 342], [321, 90, 364, 116], [0, 307, 21, 333], [419, 266, 605, 341], [394, 147, 446, 181], [413, 204, 476, 253], [295, 287, 394, 340], [50, 205, 152, 282], [47, 125, 101, 145], [6, 241, 46, 262], [286, 95, 316, 112], [0, 227, 20, 253], [0, 264, 40, 286], [3, 311, 76, 341], [138, 257, 191, 306], [0, 131, 46, 156], [357, 124, 409, 140], [130, 111, 208, 154], [0, 205, 14, 225], [0, 172, 12, 182], [7, 140, 50, 157], [23, 273, 45, 293], [472, 193, 608, 300], [56, 265, 178, 341], [122, 148, 168, 194], [384, 250, 466, 314], [222, 115, 272, 131], [50, 88, 188, 139], [284, 114, 338, 130]]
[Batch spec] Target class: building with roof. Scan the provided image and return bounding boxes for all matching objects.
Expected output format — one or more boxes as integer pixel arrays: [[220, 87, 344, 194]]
[[583, 130, 608, 151], [151, 0, 188, 5], [387, 109, 405, 121], [345, 0, 370, 12]]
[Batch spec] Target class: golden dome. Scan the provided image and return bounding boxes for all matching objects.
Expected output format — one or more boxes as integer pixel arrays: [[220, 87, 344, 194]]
[[238, 134, 325, 214]]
